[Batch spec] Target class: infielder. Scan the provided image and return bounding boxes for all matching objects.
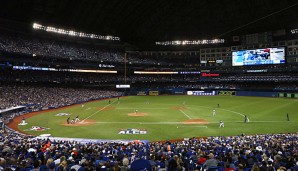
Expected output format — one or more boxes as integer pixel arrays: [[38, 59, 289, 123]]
[[219, 121, 224, 128], [75, 115, 80, 122]]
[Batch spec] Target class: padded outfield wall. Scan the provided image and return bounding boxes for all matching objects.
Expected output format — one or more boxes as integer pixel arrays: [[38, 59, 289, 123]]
[[129, 88, 298, 98]]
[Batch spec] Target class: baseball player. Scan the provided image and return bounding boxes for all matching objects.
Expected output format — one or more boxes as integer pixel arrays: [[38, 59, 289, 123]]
[[219, 121, 224, 128], [75, 115, 80, 122]]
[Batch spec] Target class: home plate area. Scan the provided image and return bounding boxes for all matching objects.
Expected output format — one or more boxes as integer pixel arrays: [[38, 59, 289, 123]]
[[62, 119, 96, 126]]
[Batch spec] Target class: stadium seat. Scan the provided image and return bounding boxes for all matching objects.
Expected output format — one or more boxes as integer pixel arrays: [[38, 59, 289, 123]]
[[130, 159, 152, 171], [208, 166, 219, 171]]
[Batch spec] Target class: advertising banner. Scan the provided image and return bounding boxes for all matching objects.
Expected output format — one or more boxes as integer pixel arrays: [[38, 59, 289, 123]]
[[149, 91, 159, 96], [218, 91, 236, 96], [187, 91, 216, 96], [137, 91, 147, 96]]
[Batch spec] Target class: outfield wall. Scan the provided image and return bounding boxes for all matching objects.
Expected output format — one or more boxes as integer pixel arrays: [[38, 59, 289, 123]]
[[235, 91, 278, 97], [131, 88, 287, 97], [278, 92, 298, 98], [133, 88, 185, 95]]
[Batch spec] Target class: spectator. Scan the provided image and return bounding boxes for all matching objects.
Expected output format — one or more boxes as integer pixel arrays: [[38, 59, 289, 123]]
[[204, 153, 218, 170]]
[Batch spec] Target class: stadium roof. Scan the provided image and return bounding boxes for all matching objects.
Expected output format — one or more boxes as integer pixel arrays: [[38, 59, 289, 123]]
[[1, 0, 298, 48]]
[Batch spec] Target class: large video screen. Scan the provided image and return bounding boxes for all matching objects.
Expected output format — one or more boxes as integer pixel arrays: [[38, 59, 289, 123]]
[[232, 47, 285, 66]]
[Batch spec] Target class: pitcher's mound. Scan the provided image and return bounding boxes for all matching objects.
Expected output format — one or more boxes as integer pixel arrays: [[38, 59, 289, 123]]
[[128, 113, 148, 117], [62, 119, 96, 126], [183, 119, 208, 125]]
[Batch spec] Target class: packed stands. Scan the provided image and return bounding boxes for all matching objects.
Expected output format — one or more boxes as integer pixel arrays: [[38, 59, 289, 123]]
[[0, 33, 123, 63], [0, 130, 297, 171], [0, 85, 122, 110]]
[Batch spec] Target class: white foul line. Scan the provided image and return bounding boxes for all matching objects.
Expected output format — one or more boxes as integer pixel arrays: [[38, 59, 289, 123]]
[[81, 101, 115, 122], [179, 110, 192, 119], [175, 104, 251, 122], [79, 120, 297, 125], [89, 121, 205, 125]]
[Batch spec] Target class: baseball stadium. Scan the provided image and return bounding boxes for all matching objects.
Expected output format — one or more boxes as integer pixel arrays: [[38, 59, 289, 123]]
[[0, 1, 298, 171]]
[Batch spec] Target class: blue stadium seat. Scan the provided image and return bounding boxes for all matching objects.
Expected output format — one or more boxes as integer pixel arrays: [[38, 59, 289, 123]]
[[208, 166, 219, 171]]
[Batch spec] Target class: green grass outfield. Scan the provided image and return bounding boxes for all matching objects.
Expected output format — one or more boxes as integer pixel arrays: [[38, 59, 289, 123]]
[[19, 95, 298, 141]]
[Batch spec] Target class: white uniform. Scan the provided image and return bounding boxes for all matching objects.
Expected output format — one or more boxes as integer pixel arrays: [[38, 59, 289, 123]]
[[213, 110, 216, 116], [219, 121, 224, 128], [22, 117, 26, 124], [75, 115, 80, 122]]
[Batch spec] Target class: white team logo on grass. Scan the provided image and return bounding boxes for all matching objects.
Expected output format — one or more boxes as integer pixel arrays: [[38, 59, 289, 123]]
[[55, 113, 71, 116], [24, 126, 50, 131], [118, 128, 147, 134]]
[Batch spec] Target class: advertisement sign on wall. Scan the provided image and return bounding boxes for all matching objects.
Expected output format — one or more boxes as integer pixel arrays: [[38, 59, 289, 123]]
[[187, 91, 216, 96], [218, 91, 236, 96], [149, 91, 159, 96], [137, 91, 147, 96]]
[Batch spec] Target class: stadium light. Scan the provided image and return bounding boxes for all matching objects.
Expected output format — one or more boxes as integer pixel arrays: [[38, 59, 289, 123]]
[[33, 23, 42, 29], [291, 28, 298, 34], [32, 22, 120, 41]]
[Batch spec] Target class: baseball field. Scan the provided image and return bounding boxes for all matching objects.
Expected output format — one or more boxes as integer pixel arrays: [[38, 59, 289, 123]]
[[12, 95, 298, 141]]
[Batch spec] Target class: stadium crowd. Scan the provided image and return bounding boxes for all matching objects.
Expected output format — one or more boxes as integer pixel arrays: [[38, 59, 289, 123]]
[[0, 33, 159, 65], [0, 85, 122, 110], [0, 33, 121, 62], [3, 70, 298, 87], [274, 84, 298, 91], [0, 130, 297, 171]]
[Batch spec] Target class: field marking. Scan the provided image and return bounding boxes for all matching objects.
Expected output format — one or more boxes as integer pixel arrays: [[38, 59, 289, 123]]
[[172, 104, 250, 122], [80, 120, 297, 124], [93, 121, 189, 124], [81, 101, 116, 122], [97, 121, 182, 124], [85, 107, 91, 111], [218, 108, 250, 122], [179, 110, 192, 119], [90, 121, 225, 124]]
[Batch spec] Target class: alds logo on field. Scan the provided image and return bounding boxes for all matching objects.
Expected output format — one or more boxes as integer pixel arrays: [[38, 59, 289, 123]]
[[24, 126, 50, 131], [118, 128, 147, 134], [55, 113, 71, 116]]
